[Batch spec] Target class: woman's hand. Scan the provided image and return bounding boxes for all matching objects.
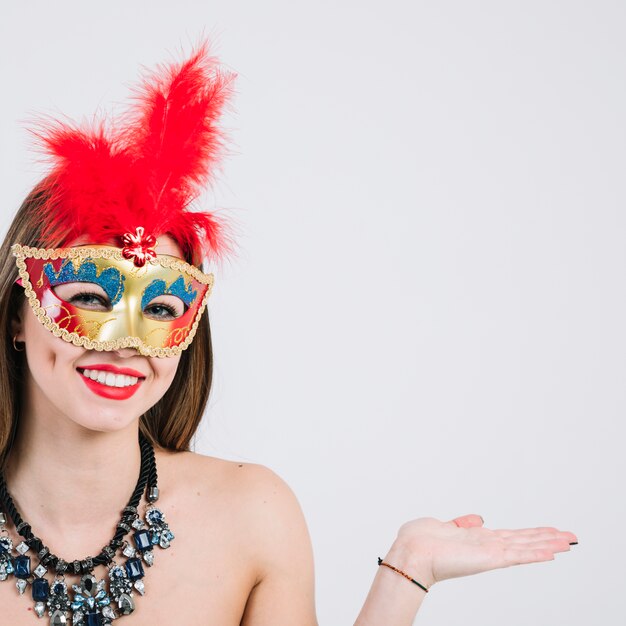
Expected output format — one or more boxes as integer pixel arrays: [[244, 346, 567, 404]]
[[391, 514, 578, 587], [355, 514, 577, 625]]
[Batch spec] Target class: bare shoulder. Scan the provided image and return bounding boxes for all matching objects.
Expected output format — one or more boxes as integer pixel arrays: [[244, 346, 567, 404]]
[[156, 448, 298, 508], [156, 449, 312, 574], [154, 449, 317, 624]]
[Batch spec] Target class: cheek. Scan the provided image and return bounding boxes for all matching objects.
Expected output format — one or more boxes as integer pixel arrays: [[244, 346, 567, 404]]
[[21, 311, 87, 401], [24, 307, 61, 364], [24, 309, 84, 363], [151, 355, 182, 387]]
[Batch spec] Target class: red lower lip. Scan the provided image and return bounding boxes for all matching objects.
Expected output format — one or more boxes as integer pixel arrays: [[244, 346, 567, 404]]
[[78, 371, 142, 400]]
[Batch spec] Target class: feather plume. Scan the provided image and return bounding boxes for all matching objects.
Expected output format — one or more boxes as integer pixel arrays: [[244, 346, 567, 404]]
[[34, 43, 236, 265]]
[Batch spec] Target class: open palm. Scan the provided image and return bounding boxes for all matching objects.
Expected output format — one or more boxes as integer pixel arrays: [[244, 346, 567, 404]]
[[396, 514, 577, 585]]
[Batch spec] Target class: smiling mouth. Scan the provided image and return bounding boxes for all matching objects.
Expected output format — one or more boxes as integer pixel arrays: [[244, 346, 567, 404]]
[[76, 368, 144, 388]]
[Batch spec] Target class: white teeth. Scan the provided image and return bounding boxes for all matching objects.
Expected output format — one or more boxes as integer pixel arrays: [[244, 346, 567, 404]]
[[81, 369, 141, 388]]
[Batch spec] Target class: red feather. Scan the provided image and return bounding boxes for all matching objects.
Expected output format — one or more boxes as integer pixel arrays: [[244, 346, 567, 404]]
[[34, 43, 236, 265]]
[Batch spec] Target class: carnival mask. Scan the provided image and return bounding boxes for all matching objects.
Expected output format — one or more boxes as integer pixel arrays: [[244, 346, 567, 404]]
[[13, 244, 214, 357]]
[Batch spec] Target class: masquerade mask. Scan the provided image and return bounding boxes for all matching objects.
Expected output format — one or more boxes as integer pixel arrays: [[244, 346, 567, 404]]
[[13, 244, 214, 358]]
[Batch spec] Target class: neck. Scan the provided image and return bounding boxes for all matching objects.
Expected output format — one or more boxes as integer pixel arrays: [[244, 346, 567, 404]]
[[2, 387, 143, 556]]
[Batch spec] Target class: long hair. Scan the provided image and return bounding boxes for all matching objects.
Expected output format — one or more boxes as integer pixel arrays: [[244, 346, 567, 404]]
[[0, 187, 214, 467]]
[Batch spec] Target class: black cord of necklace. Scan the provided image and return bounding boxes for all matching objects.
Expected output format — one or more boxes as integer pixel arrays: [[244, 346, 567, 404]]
[[0, 431, 158, 575]]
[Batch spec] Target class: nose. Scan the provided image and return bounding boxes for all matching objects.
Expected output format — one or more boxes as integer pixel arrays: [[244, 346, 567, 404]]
[[113, 347, 140, 359]]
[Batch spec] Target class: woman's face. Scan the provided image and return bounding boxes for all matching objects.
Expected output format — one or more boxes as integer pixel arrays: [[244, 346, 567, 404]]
[[14, 235, 184, 433]]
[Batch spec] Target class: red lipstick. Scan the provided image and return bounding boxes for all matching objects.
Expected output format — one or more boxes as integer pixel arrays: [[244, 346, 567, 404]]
[[77, 365, 145, 401], [78, 363, 146, 378]]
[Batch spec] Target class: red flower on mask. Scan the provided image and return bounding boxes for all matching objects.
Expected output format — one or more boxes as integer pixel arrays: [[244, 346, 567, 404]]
[[122, 227, 157, 267]]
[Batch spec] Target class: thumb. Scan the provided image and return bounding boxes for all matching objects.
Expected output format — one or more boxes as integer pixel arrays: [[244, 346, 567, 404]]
[[448, 513, 485, 528]]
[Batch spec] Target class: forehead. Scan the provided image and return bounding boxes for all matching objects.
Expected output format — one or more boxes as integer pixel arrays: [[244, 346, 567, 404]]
[[66, 234, 184, 259]]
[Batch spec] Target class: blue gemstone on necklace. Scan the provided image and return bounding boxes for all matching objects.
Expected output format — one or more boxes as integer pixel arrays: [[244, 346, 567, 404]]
[[71, 594, 86, 611], [14, 555, 30, 579], [53, 582, 65, 595], [32, 577, 49, 601], [146, 509, 164, 525], [86, 611, 103, 626], [125, 557, 144, 580], [133, 529, 151, 552]]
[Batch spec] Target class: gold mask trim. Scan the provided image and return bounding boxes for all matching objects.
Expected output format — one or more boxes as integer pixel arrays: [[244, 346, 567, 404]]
[[12, 244, 215, 358]]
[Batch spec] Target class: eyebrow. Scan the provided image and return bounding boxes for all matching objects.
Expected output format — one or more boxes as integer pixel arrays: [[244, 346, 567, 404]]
[[141, 275, 198, 310], [44, 259, 125, 305]]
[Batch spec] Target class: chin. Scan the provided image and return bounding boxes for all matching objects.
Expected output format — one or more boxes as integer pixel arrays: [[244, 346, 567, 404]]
[[67, 407, 141, 434]]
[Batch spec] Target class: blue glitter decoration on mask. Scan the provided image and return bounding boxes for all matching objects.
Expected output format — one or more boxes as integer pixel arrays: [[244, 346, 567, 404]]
[[44, 260, 125, 306], [141, 275, 198, 311]]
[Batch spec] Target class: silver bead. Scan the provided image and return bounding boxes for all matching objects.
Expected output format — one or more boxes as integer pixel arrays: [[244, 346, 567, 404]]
[[118, 593, 135, 615], [148, 486, 159, 502], [34, 563, 47, 577], [50, 609, 68, 626], [34, 601, 46, 618], [16, 521, 29, 533], [102, 605, 116, 620], [122, 543, 135, 558], [102, 546, 115, 560]]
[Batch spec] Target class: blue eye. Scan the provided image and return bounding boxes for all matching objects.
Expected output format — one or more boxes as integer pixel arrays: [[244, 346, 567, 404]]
[[71, 292, 110, 308], [52, 283, 112, 312], [144, 303, 178, 320]]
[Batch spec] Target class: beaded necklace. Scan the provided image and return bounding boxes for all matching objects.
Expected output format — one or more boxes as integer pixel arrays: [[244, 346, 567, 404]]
[[0, 433, 175, 625]]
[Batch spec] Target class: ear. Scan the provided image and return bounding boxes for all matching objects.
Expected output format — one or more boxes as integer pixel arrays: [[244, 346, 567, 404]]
[[10, 296, 26, 342]]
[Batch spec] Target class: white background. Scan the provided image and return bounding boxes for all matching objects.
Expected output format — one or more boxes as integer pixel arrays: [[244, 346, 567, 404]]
[[1, 2, 624, 624]]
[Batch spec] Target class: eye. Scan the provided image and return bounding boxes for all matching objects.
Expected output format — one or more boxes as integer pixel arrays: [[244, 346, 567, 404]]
[[143, 295, 187, 321], [52, 282, 112, 312]]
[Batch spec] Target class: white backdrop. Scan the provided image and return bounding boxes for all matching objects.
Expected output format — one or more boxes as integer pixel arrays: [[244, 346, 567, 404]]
[[1, 2, 624, 624]]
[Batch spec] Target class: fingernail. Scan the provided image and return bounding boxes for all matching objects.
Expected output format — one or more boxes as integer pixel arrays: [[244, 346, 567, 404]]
[[569, 541, 578, 546]]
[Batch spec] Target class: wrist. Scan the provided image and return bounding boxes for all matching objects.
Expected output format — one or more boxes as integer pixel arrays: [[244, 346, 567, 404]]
[[384, 536, 436, 590]]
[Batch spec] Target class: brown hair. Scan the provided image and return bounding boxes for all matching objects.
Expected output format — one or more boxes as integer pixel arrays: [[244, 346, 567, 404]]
[[0, 187, 214, 467]]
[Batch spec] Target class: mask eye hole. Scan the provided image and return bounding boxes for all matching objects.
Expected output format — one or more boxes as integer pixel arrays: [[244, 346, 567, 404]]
[[143, 295, 187, 321], [52, 282, 112, 312]]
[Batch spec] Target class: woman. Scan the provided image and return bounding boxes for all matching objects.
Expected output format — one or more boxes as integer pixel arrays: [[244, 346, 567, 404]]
[[0, 45, 576, 626]]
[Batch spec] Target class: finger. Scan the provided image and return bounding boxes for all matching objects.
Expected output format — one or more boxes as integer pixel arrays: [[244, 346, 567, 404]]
[[496, 526, 560, 538], [505, 531, 575, 545], [515, 539, 572, 553], [496, 528, 578, 545], [502, 548, 556, 566], [448, 514, 485, 528]]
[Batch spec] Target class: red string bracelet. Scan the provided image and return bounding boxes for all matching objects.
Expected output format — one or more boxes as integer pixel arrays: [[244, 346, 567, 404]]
[[377, 557, 430, 593]]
